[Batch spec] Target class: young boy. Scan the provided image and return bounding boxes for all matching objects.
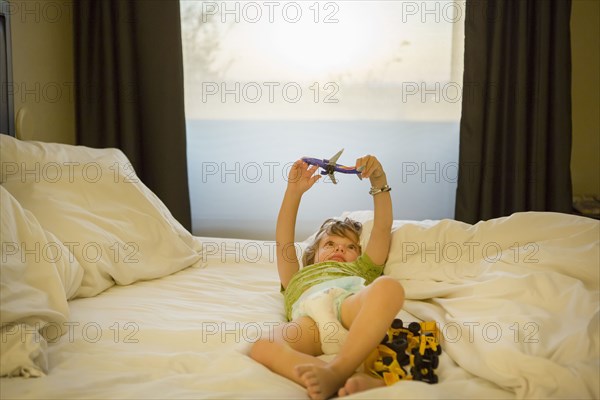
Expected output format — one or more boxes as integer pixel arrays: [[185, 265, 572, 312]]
[[250, 155, 404, 400]]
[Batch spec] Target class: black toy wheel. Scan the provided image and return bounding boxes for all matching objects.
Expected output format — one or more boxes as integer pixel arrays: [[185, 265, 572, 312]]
[[408, 322, 421, 335], [392, 319, 403, 329], [417, 352, 437, 368], [414, 352, 421, 365], [389, 337, 407, 353], [410, 367, 421, 380], [398, 353, 410, 366], [422, 374, 439, 384]]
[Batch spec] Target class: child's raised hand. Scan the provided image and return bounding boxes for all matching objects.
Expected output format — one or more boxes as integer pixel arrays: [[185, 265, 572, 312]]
[[286, 160, 322, 195], [355, 155, 387, 185]]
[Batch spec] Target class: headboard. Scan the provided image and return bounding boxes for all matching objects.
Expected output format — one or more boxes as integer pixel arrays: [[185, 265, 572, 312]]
[[1, 0, 15, 136]]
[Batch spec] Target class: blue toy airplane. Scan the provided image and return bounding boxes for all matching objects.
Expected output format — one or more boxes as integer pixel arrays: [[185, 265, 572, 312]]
[[301, 149, 364, 184]]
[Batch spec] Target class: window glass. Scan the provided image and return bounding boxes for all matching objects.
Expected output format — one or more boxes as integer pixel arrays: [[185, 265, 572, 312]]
[[181, 1, 465, 239]]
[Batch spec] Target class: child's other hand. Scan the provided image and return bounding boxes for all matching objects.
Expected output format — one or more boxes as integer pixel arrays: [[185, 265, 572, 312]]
[[286, 160, 321, 195], [355, 155, 387, 185]]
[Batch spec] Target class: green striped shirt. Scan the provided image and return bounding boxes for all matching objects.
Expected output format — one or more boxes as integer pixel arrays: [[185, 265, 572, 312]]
[[282, 253, 384, 321]]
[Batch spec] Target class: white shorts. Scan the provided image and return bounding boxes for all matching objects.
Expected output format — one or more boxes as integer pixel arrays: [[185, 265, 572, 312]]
[[291, 276, 366, 355]]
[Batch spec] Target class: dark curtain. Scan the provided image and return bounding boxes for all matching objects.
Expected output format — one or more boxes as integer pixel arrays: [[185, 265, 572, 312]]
[[74, 0, 192, 230], [455, 0, 573, 223]]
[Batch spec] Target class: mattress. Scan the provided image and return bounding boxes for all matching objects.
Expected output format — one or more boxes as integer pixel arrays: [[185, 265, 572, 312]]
[[3, 213, 599, 400]]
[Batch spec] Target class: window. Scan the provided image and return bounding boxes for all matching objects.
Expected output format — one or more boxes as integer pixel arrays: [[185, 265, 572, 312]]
[[181, 0, 465, 239]]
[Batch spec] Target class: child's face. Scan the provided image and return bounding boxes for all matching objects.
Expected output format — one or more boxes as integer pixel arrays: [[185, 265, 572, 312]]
[[315, 233, 361, 264]]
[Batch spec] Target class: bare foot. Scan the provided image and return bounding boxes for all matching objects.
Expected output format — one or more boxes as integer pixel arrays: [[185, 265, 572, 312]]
[[295, 364, 347, 400], [338, 372, 386, 397]]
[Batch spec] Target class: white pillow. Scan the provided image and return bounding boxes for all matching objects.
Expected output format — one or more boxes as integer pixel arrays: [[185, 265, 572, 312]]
[[0, 135, 203, 298], [1, 186, 80, 377], [383, 212, 600, 284], [299, 211, 444, 269], [0, 186, 78, 324]]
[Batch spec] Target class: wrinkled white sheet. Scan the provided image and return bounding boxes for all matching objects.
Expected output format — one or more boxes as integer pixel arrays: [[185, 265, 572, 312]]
[[1, 186, 79, 377], [1, 212, 598, 399], [384, 212, 599, 399]]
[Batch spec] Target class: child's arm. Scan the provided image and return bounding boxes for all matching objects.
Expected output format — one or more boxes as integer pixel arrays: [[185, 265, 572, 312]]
[[276, 160, 321, 289], [356, 155, 393, 266]]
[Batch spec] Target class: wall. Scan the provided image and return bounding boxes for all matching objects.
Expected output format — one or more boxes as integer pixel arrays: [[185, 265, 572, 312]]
[[571, 0, 600, 197], [9, 0, 75, 144]]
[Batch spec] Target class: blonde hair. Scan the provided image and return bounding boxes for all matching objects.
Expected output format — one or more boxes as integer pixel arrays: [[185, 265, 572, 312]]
[[302, 218, 362, 266]]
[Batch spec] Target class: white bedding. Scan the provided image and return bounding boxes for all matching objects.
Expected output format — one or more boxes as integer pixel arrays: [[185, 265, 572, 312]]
[[2, 213, 599, 399], [0, 237, 500, 399], [1, 136, 598, 399], [1, 238, 305, 399]]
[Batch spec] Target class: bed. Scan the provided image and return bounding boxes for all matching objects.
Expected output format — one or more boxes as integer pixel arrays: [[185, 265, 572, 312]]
[[1, 134, 598, 399]]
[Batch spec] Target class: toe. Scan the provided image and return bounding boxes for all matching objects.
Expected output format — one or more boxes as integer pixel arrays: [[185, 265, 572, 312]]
[[294, 364, 313, 378]]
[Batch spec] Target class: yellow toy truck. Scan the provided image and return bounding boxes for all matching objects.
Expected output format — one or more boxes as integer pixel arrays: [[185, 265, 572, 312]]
[[364, 319, 442, 385]]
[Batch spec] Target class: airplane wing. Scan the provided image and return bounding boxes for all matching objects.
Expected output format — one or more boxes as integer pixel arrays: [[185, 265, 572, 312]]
[[329, 172, 337, 184], [328, 148, 344, 165]]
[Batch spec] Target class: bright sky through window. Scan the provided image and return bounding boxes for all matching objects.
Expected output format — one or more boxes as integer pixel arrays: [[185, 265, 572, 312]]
[[181, 1, 464, 120]]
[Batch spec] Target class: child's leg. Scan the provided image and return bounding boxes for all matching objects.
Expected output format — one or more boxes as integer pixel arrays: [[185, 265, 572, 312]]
[[295, 276, 404, 400], [249, 316, 325, 386]]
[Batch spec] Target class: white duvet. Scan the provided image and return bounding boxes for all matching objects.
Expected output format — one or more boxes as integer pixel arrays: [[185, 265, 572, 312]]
[[383, 212, 599, 399], [1, 212, 598, 399]]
